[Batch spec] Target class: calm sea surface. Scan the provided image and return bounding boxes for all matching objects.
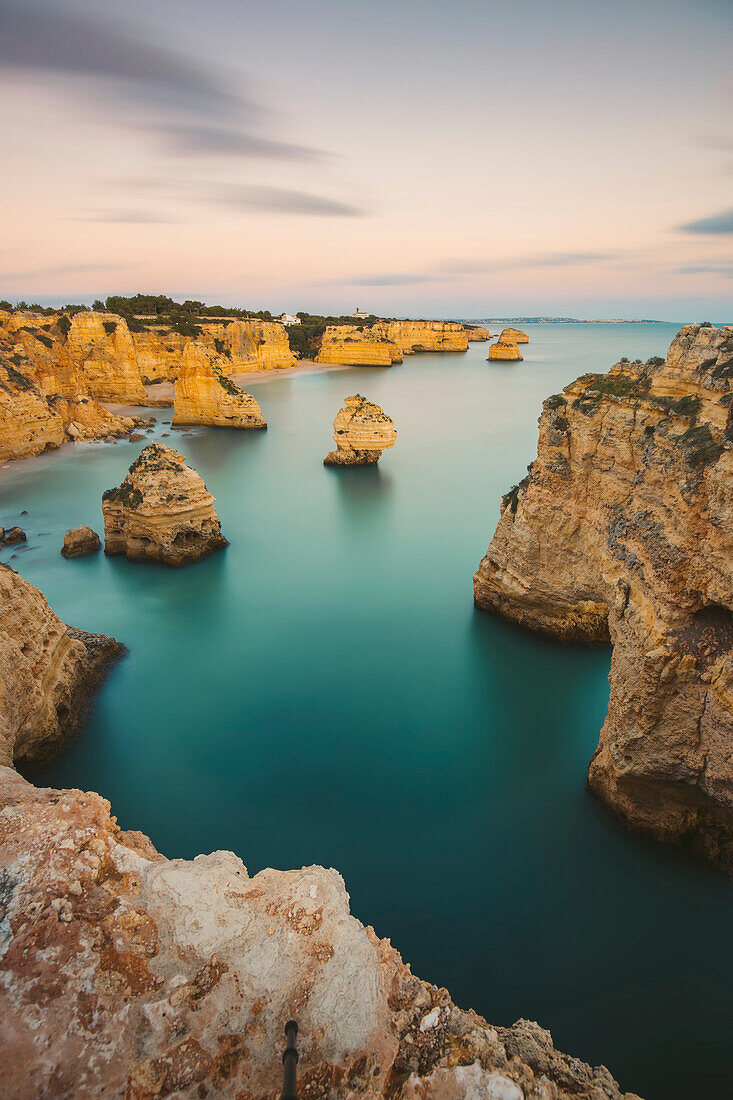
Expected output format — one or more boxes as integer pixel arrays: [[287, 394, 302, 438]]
[[2, 323, 731, 1099]]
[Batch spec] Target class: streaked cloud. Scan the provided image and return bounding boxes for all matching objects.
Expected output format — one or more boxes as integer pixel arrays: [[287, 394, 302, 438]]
[[208, 185, 365, 218], [69, 209, 179, 224], [677, 263, 733, 277], [679, 209, 733, 234], [439, 252, 614, 275]]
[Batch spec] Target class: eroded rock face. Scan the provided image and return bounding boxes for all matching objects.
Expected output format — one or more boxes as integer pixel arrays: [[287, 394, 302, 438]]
[[316, 326, 403, 366], [488, 341, 523, 361], [371, 321, 469, 355], [66, 312, 148, 403], [324, 394, 397, 466], [102, 443, 228, 566], [474, 324, 733, 869], [172, 342, 267, 429], [0, 766, 637, 1100], [465, 326, 495, 341], [200, 319, 297, 373], [61, 526, 101, 558], [0, 564, 122, 767], [500, 328, 529, 344], [0, 312, 136, 462]]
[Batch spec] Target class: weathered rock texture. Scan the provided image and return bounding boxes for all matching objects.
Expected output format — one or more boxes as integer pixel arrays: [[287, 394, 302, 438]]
[[372, 321, 469, 355], [0, 564, 122, 767], [199, 319, 297, 373], [102, 443, 228, 566], [324, 394, 397, 466], [316, 326, 403, 367], [66, 313, 149, 403], [0, 312, 138, 462], [465, 326, 495, 341], [61, 526, 101, 558], [500, 328, 529, 344], [488, 341, 523, 361], [474, 323, 733, 869], [172, 343, 267, 429], [0, 764, 638, 1100]]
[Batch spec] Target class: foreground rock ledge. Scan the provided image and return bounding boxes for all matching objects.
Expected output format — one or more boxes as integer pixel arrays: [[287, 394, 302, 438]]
[[102, 443, 228, 566], [0, 769, 638, 1099], [474, 323, 733, 870]]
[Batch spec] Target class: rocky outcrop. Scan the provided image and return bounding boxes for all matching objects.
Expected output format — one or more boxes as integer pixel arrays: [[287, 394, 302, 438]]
[[324, 394, 397, 466], [133, 330, 188, 384], [0, 564, 122, 767], [315, 326, 403, 366], [474, 323, 733, 869], [102, 443, 228, 566], [0, 312, 137, 462], [0, 527, 26, 546], [61, 526, 101, 558], [500, 327, 529, 344], [465, 326, 495, 341], [66, 312, 148, 402], [488, 341, 523, 361], [372, 321, 469, 355], [0, 765, 638, 1100], [172, 342, 267, 429], [199, 319, 297, 372]]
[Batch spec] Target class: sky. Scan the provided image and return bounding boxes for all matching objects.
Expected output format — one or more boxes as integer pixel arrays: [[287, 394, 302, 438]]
[[0, 0, 731, 320]]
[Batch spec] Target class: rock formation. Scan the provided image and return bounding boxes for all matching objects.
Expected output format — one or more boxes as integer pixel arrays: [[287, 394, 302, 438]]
[[315, 325, 403, 366], [465, 326, 495, 341], [372, 320, 469, 355], [199, 319, 297, 372], [500, 327, 529, 344], [102, 443, 228, 566], [0, 311, 138, 462], [0, 564, 122, 767], [324, 394, 397, 466], [0, 569, 637, 1099], [172, 342, 267, 429], [0, 527, 26, 546], [488, 341, 523, 361], [61, 526, 101, 558], [66, 312, 149, 403], [474, 323, 733, 869], [133, 330, 188, 384]]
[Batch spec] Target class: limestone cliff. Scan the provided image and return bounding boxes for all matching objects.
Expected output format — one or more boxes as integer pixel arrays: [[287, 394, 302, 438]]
[[372, 320, 469, 355], [488, 341, 523, 361], [500, 327, 529, 344], [465, 326, 495, 341], [172, 342, 267, 429], [0, 312, 136, 462], [133, 330, 188, 384], [316, 325, 403, 366], [0, 564, 122, 767], [199, 319, 297, 372], [102, 443, 228, 566], [66, 312, 148, 402], [474, 323, 733, 869], [324, 394, 397, 466]]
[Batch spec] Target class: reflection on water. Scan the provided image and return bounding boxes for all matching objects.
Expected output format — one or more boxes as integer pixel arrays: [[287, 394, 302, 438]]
[[4, 324, 731, 1100]]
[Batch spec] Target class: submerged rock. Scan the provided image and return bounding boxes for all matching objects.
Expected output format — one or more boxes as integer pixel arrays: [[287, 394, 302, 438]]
[[324, 394, 397, 466], [172, 341, 267, 429], [102, 443, 228, 566], [488, 341, 523, 361], [61, 526, 101, 558], [1, 526, 26, 546], [474, 322, 733, 870], [499, 327, 529, 344], [0, 564, 122, 766]]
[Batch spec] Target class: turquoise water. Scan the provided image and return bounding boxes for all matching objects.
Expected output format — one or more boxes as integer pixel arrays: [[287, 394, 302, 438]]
[[2, 323, 731, 1099]]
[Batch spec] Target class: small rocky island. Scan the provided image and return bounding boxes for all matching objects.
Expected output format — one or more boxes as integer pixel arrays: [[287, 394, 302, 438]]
[[61, 526, 101, 558], [499, 327, 529, 344], [172, 341, 267, 429], [475, 323, 733, 870], [102, 443, 228, 566], [324, 394, 397, 466], [488, 341, 523, 361]]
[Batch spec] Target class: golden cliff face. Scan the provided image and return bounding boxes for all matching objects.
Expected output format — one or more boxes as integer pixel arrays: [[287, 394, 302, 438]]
[[172, 341, 267, 429], [324, 394, 397, 465], [488, 341, 523, 361], [474, 323, 733, 869], [0, 564, 122, 767], [499, 327, 529, 344], [133, 330, 188, 383], [102, 443, 228, 566], [198, 319, 297, 372], [315, 325, 403, 366], [0, 312, 136, 462], [66, 312, 149, 402], [372, 320, 469, 354], [465, 326, 495, 341]]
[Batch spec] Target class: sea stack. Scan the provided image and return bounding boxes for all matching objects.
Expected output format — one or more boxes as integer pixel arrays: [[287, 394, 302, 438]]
[[474, 323, 733, 870], [499, 327, 529, 344], [488, 341, 523, 361], [172, 342, 267, 429], [102, 443, 228, 566], [324, 394, 397, 466], [61, 526, 101, 558]]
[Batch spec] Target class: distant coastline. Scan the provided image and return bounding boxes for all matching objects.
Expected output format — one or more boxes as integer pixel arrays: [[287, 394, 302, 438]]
[[463, 317, 668, 325]]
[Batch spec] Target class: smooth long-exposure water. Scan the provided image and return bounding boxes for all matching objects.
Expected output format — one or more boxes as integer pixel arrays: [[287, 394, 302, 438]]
[[2, 323, 731, 1099]]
